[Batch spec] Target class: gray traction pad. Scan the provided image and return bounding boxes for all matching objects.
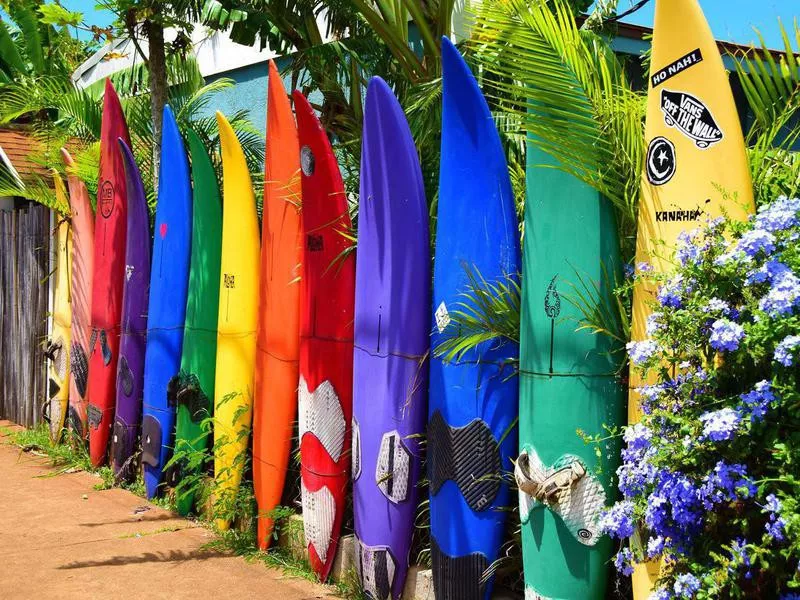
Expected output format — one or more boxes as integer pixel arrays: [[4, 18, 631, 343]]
[[141, 415, 161, 468], [68, 405, 83, 438], [376, 431, 411, 504], [431, 538, 487, 600], [428, 411, 502, 512], [87, 403, 102, 430], [70, 342, 88, 398], [355, 538, 395, 600]]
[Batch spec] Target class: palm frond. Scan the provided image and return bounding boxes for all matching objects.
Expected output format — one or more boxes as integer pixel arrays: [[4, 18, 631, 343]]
[[434, 264, 521, 365], [735, 21, 800, 143], [470, 0, 645, 239]]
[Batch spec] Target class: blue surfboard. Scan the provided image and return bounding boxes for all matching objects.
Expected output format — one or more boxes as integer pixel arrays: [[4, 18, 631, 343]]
[[428, 37, 521, 600], [142, 105, 193, 498]]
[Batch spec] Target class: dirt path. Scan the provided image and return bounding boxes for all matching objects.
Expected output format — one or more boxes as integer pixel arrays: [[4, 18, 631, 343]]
[[0, 421, 336, 600]]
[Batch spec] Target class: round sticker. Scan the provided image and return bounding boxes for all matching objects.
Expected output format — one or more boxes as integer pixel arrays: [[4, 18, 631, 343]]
[[300, 145, 315, 176], [646, 136, 676, 186], [99, 180, 115, 218]]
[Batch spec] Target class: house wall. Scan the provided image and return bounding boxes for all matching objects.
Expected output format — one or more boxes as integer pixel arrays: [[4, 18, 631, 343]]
[[204, 55, 294, 135]]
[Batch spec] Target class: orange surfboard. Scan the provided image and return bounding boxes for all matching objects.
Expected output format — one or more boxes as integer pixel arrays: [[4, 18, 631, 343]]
[[253, 60, 303, 549]]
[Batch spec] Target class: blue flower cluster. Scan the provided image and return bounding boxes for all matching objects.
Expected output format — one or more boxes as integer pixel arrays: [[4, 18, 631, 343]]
[[729, 538, 752, 579], [755, 196, 800, 232], [658, 274, 693, 309], [775, 334, 800, 366], [762, 494, 787, 542], [736, 228, 776, 258], [699, 407, 740, 441], [627, 339, 660, 365], [618, 196, 800, 597], [709, 319, 744, 352], [739, 380, 776, 422], [673, 573, 701, 598], [759, 270, 800, 317]]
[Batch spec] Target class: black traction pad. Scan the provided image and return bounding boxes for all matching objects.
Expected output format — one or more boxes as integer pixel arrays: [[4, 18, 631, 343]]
[[355, 538, 394, 600], [141, 415, 161, 468], [99, 329, 112, 366], [164, 458, 184, 488], [167, 375, 179, 408], [68, 405, 84, 439], [428, 410, 502, 512], [87, 403, 102, 430], [48, 377, 61, 400], [431, 538, 487, 600], [173, 373, 209, 422], [111, 418, 136, 480], [70, 342, 88, 398], [118, 356, 134, 397]]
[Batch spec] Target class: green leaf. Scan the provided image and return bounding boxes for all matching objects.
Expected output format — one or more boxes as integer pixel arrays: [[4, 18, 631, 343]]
[[37, 3, 83, 27]]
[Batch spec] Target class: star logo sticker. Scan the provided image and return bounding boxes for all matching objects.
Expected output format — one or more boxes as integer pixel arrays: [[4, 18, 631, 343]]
[[646, 136, 677, 186]]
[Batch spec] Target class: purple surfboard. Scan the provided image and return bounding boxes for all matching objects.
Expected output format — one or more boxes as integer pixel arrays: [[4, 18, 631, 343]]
[[352, 77, 430, 600], [111, 139, 151, 481]]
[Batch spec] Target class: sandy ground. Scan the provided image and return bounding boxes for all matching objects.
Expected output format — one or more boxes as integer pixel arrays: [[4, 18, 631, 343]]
[[0, 420, 336, 600]]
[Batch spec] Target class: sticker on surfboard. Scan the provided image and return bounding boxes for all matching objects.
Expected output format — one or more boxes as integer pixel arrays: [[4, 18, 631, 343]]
[[435, 301, 450, 334], [651, 49, 703, 88], [646, 136, 677, 186], [660, 89, 723, 148]]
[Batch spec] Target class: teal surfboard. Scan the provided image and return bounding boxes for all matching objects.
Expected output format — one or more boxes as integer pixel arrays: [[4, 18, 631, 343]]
[[518, 144, 624, 599]]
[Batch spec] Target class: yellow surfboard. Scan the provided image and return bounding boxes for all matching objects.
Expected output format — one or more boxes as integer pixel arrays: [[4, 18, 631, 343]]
[[629, 0, 754, 595], [48, 176, 73, 443], [213, 112, 261, 530]]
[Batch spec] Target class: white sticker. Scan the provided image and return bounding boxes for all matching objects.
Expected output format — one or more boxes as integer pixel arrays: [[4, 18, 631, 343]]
[[435, 301, 450, 334]]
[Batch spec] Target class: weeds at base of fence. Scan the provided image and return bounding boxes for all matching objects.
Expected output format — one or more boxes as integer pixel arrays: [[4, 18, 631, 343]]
[[2, 423, 365, 600]]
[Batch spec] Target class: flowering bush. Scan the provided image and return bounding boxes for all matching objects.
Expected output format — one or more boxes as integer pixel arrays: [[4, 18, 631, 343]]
[[607, 197, 800, 598]]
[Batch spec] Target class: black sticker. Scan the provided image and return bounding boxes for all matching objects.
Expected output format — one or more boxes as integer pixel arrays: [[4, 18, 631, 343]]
[[300, 145, 315, 176], [646, 136, 677, 186], [224, 273, 235, 288], [544, 276, 560, 318], [99, 180, 114, 218], [655, 209, 704, 222], [661, 89, 723, 148], [307, 234, 323, 252], [651, 49, 703, 88]]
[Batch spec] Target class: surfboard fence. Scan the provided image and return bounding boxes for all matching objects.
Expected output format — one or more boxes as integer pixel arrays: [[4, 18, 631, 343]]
[[0, 202, 50, 427]]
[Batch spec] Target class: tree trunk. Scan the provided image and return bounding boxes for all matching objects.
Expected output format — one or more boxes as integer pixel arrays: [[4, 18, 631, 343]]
[[147, 18, 167, 189]]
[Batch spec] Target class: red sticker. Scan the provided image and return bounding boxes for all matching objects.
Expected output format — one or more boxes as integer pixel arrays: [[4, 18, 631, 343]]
[[159, 223, 168, 238]]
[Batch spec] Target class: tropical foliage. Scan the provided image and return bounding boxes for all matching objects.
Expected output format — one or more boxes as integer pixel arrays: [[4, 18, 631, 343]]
[[472, 0, 646, 251], [0, 55, 264, 214], [0, 0, 91, 82]]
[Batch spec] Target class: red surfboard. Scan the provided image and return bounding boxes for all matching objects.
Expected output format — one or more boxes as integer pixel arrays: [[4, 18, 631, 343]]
[[293, 90, 355, 582], [87, 80, 131, 466]]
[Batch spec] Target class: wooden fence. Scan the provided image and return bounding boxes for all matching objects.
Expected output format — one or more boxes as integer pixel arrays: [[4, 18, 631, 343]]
[[0, 202, 50, 427]]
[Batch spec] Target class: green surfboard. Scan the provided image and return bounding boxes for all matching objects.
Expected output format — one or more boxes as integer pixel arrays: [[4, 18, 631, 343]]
[[169, 130, 223, 515], [518, 144, 625, 599]]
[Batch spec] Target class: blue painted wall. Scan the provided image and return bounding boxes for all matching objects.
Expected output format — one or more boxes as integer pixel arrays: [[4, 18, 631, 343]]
[[204, 55, 295, 135]]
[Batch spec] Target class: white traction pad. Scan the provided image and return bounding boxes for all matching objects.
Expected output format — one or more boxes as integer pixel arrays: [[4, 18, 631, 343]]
[[301, 482, 336, 562], [376, 431, 411, 504], [516, 447, 606, 546], [299, 376, 346, 462]]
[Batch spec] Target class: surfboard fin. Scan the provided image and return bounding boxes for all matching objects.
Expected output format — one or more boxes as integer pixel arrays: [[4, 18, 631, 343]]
[[516, 447, 605, 546]]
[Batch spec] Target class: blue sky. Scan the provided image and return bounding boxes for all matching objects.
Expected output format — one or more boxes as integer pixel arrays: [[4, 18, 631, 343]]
[[611, 0, 796, 49]]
